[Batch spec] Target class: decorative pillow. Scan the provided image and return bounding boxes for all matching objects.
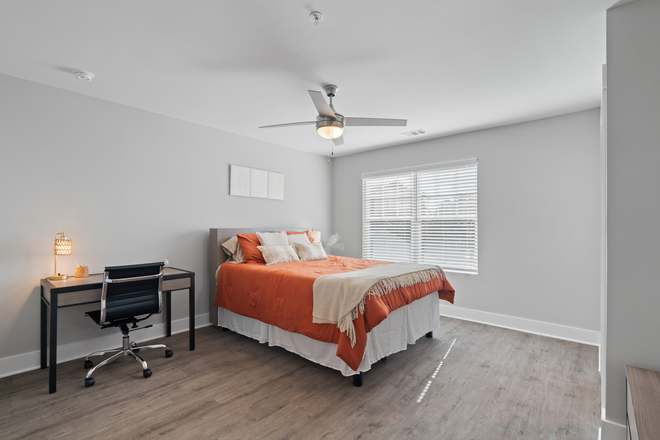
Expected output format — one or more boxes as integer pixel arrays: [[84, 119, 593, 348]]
[[293, 242, 328, 262], [287, 233, 311, 246], [286, 230, 312, 242], [221, 235, 245, 263], [256, 231, 288, 246], [257, 245, 301, 265], [236, 233, 266, 264]]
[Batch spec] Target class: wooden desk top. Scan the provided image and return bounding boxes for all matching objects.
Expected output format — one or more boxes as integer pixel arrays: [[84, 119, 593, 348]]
[[627, 365, 660, 440], [41, 267, 191, 290]]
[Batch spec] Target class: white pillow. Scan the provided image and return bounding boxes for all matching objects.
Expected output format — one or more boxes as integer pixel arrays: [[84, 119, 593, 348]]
[[257, 231, 288, 246], [293, 242, 328, 262], [287, 233, 311, 246], [257, 245, 301, 265], [221, 236, 245, 263]]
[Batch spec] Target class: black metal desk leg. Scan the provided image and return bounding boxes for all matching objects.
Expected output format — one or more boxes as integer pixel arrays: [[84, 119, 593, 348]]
[[40, 290, 47, 370], [49, 292, 58, 394], [189, 275, 195, 351], [165, 291, 172, 337]]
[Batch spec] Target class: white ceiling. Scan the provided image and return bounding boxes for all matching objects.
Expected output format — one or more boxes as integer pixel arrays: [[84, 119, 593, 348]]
[[0, 0, 614, 157]]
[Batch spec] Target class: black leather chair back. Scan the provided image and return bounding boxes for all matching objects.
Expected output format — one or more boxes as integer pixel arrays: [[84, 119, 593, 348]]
[[101, 262, 164, 324]]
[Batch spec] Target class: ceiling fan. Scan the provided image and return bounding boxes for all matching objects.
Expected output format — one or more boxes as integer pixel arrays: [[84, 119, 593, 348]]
[[259, 84, 407, 146]]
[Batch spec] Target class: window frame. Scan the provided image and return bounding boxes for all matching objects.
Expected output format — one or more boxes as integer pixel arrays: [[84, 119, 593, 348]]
[[362, 158, 478, 275]]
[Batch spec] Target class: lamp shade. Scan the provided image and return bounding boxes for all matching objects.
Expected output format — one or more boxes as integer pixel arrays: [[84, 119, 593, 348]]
[[309, 230, 322, 244], [317, 125, 344, 140], [54, 234, 72, 255]]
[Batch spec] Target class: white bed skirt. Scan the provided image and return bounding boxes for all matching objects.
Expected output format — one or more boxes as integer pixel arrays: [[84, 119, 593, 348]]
[[217, 293, 440, 376]]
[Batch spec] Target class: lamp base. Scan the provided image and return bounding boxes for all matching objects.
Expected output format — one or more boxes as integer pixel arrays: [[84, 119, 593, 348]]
[[48, 274, 69, 281]]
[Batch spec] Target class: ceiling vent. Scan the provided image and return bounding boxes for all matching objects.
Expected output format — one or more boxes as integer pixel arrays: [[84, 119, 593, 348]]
[[72, 70, 94, 82], [402, 129, 426, 137]]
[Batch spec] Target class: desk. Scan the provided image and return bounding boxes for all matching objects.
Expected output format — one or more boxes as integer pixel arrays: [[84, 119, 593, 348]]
[[40, 267, 195, 394]]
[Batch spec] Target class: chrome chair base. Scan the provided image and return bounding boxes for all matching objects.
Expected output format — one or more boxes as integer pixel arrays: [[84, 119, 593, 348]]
[[84, 328, 172, 387]]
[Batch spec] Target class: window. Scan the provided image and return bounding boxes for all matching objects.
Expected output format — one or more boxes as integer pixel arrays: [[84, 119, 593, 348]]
[[362, 159, 478, 274]]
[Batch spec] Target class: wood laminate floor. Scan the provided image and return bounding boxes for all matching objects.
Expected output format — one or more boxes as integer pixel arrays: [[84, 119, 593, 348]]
[[0, 317, 600, 439]]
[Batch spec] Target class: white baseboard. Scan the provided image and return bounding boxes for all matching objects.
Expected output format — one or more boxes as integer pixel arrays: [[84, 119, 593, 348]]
[[439, 305, 600, 347], [600, 419, 626, 440], [0, 313, 210, 379]]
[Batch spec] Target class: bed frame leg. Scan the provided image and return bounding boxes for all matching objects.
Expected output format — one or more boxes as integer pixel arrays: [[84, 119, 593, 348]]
[[352, 372, 363, 387], [426, 331, 433, 338]]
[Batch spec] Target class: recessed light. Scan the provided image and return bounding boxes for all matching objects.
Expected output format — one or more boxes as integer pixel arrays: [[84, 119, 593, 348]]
[[72, 70, 94, 82]]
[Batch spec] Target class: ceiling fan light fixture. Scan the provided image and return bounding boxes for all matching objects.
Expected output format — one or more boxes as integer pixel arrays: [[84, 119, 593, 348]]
[[316, 116, 344, 139], [317, 125, 344, 139]]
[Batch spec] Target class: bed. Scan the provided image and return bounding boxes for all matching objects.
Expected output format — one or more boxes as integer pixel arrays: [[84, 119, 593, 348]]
[[208, 227, 455, 386]]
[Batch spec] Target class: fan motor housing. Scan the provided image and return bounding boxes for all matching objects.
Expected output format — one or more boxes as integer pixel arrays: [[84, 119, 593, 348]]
[[316, 114, 344, 129]]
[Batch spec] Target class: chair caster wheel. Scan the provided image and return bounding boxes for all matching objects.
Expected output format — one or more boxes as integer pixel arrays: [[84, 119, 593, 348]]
[[84, 360, 93, 369], [165, 349, 173, 358], [85, 377, 95, 388], [132, 349, 140, 353], [143, 369, 152, 378]]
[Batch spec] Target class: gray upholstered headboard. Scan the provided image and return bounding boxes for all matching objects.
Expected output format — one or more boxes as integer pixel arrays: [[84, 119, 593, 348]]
[[208, 227, 307, 326]]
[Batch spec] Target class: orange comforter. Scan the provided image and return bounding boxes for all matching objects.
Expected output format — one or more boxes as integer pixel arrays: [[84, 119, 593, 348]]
[[215, 255, 455, 370]]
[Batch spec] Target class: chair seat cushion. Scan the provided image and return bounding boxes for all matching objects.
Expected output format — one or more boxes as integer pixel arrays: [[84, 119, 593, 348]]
[[85, 310, 140, 327], [85, 310, 102, 324]]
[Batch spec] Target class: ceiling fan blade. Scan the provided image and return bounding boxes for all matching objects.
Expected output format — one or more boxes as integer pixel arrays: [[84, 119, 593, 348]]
[[332, 135, 345, 146], [259, 121, 316, 129], [308, 90, 336, 118], [344, 117, 407, 127]]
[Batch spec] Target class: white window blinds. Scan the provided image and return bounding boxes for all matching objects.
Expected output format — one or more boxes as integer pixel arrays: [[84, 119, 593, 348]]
[[362, 159, 478, 274]]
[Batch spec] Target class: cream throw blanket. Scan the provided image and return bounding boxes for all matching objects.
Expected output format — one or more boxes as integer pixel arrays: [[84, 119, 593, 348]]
[[312, 263, 446, 347]]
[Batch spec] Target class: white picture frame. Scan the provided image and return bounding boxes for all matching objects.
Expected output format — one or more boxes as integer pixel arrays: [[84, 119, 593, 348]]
[[250, 168, 268, 198], [229, 165, 284, 200], [268, 172, 284, 200], [229, 165, 250, 197]]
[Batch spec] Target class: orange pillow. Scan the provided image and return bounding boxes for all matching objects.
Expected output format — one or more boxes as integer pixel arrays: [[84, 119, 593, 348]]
[[286, 230, 312, 241], [236, 234, 266, 265]]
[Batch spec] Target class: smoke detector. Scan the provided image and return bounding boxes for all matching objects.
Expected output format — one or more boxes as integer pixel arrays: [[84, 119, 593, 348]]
[[72, 70, 94, 82], [310, 11, 323, 25]]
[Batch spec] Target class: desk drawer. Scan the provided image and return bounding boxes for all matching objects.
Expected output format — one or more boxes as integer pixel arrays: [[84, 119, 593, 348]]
[[47, 277, 190, 307], [58, 288, 102, 306], [162, 277, 190, 291]]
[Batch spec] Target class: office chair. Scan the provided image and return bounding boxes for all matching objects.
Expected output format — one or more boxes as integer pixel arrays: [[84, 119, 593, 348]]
[[83, 262, 173, 387]]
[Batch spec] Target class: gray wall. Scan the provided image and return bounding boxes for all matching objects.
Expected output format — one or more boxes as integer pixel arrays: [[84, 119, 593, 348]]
[[332, 109, 601, 331], [605, 0, 660, 431], [0, 73, 332, 360]]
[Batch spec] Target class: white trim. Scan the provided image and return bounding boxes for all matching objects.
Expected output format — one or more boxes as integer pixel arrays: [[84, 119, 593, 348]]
[[439, 305, 600, 346], [361, 157, 478, 178], [600, 419, 627, 440], [602, 419, 626, 429], [0, 313, 210, 379], [600, 63, 608, 410]]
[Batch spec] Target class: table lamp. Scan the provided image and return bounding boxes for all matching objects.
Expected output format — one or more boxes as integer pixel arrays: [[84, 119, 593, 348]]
[[309, 229, 322, 244], [49, 232, 72, 280]]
